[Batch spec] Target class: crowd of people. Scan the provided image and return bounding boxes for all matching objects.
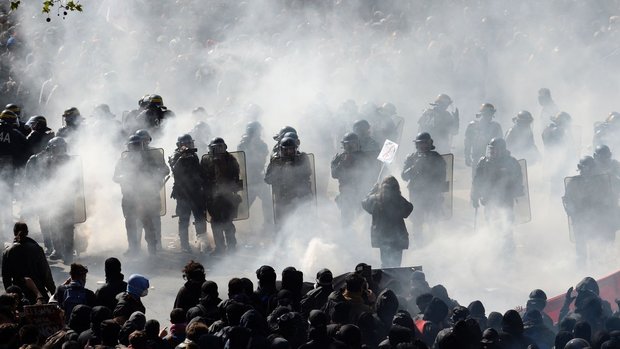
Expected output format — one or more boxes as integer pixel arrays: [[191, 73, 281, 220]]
[[1, 230, 620, 349]]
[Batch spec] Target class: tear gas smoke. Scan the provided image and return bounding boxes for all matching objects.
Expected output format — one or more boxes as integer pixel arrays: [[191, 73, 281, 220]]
[[6, 0, 620, 318]]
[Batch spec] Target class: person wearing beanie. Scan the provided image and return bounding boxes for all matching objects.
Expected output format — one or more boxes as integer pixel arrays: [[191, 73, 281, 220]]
[[499, 309, 535, 348], [95, 257, 127, 310], [301, 268, 334, 317], [253, 265, 278, 315], [113, 274, 149, 321]]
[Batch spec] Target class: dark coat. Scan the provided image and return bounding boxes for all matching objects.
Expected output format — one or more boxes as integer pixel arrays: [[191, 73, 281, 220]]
[[173, 280, 203, 314], [362, 191, 413, 249], [1, 236, 55, 302], [95, 275, 127, 311]]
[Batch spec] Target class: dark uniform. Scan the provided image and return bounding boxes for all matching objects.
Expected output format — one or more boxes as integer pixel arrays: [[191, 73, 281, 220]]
[[331, 133, 377, 225], [25, 116, 55, 155], [56, 107, 82, 142], [353, 119, 381, 154], [201, 138, 242, 253], [464, 103, 503, 171], [563, 156, 618, 263], [0, 110, 28, 239], [169, 134, 207, 252], [114, 136, 169, 255], [505, 111, 540, 164], [265, 137, 313, 230], [362, 176, 413, 268], [401, 133, 447, 246], [238, 122, 272, 231], [418, 94, 459, 154], [471, 138, 523, 252], [40, 137, 79, 263]]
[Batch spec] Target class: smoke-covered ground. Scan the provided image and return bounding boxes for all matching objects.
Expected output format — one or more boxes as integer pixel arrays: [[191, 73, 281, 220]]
[[3, 0, 620, 324]]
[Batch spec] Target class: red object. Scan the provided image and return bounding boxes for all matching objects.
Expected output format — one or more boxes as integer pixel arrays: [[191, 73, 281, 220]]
[[545, 270, 620, 323]]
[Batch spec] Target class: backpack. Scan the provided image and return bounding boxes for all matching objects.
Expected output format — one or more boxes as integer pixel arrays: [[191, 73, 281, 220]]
[[63, 283, 88, 320]]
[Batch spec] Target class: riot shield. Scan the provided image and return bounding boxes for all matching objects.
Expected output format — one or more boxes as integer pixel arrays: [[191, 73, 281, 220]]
[[121, 148, 167, 216], [71, 156, 87, 224], [202, 151, 250, 222], [269, 152, 317, 227], [440, 154, 454, 220], [514, 159, 531, 224], [563, 174, 613, 242]]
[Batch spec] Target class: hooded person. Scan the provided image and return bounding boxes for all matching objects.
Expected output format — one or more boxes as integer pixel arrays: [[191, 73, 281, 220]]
[[280, 267, 304, 311], [77, 305, 113, 348], [499, 309, 536, 349], [336, 324, 364, 349], [522, 309, 555, 349], [416, 297, 449, 345], [95, 257, 127, 311], [113, 274, 149, 320], [409, 271, 432, 310], [240, 309, 271, 349], [173, 260, 206, 313], [523, 289, 555, 331], [300, 268, 333, 317], [254, 265, 278, 316], [377, 324, 413, 349], [468, 300, 487, 330], [144, 319, 168, 349], [375, 289, 400, 337], [118, 311, 146, 346], [186, 280, 222, 323]]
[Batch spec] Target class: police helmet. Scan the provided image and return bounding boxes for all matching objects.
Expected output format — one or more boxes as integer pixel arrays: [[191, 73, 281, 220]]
[[514, 110, 533, 124], [209, 137, 227, 153], [177, 134, 194, 147], [606, 111, 620, 124], [0, 110, 18, 126], [488, 137, 506, 151], [594, 145, 612, 160], [353, 119, 371, 133], [283, 131, 300, 146], [127, 135, 142, 145], [246, 121, 262, 135], [273, 126, 297, 141], [63, 107, 81, 119], [528, 289, 547, 301], [432, 94, 452, 107], [341, 132, 360, 152], [342, 132, 359, 144], [5, 103, 20, 117], [563, 338, 590, 349], [577, 156, 595, 172], [46, 137, 67, 154], [135, 129, 152, 144], [148, 94, 164, 108], [280, 137, 297, 148], [26, 115, 47, 130], [415, 132, 432, 143], [552, 112, 571, 125], [138, 95, 150, 108], [477, 103, 496, 117], [380, 102, 397, 116]]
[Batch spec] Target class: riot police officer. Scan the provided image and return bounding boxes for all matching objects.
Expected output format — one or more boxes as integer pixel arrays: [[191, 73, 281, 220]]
[[25, 116, 54, 155], [56, 107, 83, 141], [135, 129, 153, 149], [169, 134, 207, 253], [593, 112, 620, 150], [5, 103, 30, 136], [563, 156, 618, 263], [271, 126, 297, 157], [543, 111, 577, 193], [331, 132, 376, 225], [265, 137, 313, 231], [471, 138, 523, 252], [113, 135, 169, 255], [418, 94, 459, 154], [353, 119, 381, 154], [505, 110, 540, 164], [593, 145, 620, 179], [41, 137, 78, 263], [0, 109, 28, 239], [401, 132, 447, 246], [238, 121, 272, 231], [464, 103, 503, 171], [201, 137, 242, 254], [135, 94, 175, 132]]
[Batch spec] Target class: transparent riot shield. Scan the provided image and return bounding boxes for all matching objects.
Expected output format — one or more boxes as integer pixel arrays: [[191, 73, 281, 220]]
[[514, 159, 531, 224], [121, 148, 167, 216], [269, 152, 317, 227], [563, 174, 613, 242], [202, 151, 250, 222], [440, 154, 454, 220], [71, 156, 87, 224]]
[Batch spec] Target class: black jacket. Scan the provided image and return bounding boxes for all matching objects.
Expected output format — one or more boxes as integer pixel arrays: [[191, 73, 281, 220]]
[[2, 236, 55, 302], [95, 274, 127, 310]]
